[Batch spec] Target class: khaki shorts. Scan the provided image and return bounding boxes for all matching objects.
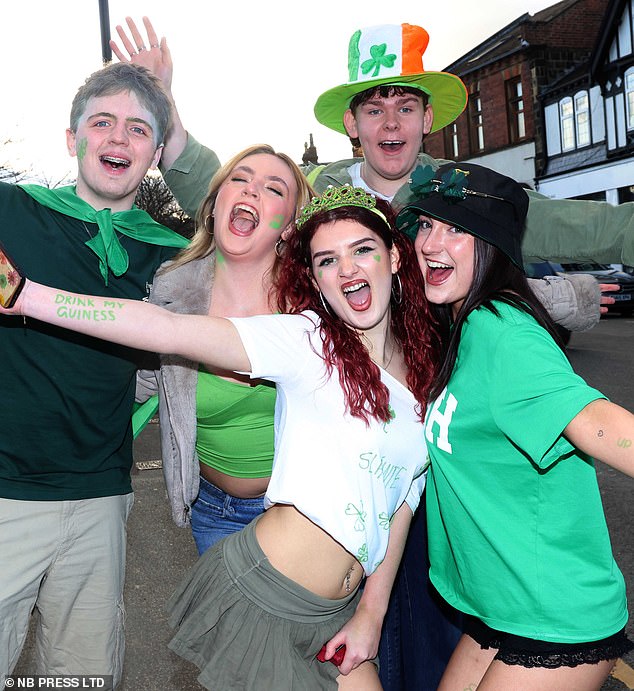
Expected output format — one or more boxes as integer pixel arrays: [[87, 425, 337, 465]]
[[0, 494, 134, 689]]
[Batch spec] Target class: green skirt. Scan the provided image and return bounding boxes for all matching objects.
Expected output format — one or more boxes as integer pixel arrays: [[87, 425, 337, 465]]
[[167, 516, 361, 690]]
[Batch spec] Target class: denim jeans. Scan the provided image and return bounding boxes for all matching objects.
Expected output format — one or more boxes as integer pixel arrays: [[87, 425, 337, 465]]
[[378, 495, 463, 691], [190, 475, 266, 555]]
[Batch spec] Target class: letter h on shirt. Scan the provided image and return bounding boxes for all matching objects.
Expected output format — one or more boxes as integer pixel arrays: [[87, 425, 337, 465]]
[[424, 387, 457, 453]]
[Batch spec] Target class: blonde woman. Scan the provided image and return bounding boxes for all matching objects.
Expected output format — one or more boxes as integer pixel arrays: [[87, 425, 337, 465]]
[[136, 145, 312, 553]]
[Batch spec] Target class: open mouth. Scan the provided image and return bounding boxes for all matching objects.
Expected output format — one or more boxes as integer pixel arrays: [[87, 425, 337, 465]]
[[230, 204, 259, 234], [379, 140, 405, 153], [426, 260, 453, 285], [100, 155, 130, 170], [342, 280, 371, 308]]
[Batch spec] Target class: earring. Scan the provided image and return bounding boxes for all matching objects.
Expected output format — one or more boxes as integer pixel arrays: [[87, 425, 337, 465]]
[[319, 291, 336, 318], [274, 238, 285, 258], [203, 214, 213, 235], [391, 273, 403, 306]]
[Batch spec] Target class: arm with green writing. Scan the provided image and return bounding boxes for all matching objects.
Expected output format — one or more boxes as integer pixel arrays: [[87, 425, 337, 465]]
[[3, 280, 250, 375], [565, 399, 634, 480]]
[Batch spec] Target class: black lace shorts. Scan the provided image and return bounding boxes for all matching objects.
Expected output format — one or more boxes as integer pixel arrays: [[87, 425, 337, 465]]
[[463, 614, 633, 668]]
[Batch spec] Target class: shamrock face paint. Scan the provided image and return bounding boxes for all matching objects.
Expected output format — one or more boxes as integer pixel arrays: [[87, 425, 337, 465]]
[[270, 214, 284, 231], [76, 137, 88, 161]]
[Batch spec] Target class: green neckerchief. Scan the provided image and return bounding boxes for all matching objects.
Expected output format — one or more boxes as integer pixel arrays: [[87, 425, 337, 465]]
[[19, 184, 189, 285], [132, 394, 159, 439]]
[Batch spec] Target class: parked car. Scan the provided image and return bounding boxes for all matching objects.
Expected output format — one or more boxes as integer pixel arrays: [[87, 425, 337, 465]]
[[608, 263, 634, 276]]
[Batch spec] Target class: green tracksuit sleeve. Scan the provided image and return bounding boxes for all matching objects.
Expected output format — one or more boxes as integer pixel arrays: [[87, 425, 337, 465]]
[[522, 190, 634, 266]]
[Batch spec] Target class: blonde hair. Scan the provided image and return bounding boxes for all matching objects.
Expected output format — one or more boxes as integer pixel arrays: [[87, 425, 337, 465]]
[[168, 144, 313, 272]]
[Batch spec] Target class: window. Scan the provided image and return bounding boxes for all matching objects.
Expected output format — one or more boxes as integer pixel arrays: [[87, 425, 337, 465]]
[[444, 123, 459, 158], [626, 68, 634, 130], [469, 92, 485, 152], [575, 92, 590, 146], [506, 77, 526, 142], [559, 91, 591, 150], [560, 97, 575, 150]]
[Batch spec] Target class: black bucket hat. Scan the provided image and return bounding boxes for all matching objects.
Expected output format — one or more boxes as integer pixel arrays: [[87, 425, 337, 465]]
[[396, 162, 529, 268]]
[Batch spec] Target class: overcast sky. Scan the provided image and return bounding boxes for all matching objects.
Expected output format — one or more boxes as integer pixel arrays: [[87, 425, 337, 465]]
[[1, 0, 557, 181]]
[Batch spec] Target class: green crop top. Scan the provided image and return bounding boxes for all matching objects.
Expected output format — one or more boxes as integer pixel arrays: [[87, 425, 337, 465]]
[[195, 369, 276, 478]]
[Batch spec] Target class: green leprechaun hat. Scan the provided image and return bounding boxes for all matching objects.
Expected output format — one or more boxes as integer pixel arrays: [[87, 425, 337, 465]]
[[314, 24, 467, 135]]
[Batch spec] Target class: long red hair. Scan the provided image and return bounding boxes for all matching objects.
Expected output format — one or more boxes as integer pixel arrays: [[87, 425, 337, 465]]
[[276, 200, 441, 424]]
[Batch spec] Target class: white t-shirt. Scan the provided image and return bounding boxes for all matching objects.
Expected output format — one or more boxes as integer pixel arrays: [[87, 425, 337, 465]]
[[347, 162, 395, 202], [228, 311, 427, 575]]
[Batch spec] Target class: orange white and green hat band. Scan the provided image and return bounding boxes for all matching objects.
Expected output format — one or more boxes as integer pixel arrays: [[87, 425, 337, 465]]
[[314, 23, 468, 135]]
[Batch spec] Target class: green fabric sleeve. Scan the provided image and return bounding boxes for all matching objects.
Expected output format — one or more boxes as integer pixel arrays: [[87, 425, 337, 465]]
[[488, 321, 604, 468], [305, 165, 325, 186], [522, 191, 634, 265], [161, 133, 221, 218]]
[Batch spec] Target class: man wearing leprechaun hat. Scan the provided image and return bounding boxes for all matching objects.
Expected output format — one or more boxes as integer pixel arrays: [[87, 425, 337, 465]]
[[110, 16, 625, 690], [311, 24, 466, 200], [112, 18, 611, 332]]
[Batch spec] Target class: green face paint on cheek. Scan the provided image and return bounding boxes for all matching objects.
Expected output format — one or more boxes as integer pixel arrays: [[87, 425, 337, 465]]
[[318, 270, 323, 279], [270, 214, 284, 230], [373, 255, 381, 262], [76, 138, 88, 161]]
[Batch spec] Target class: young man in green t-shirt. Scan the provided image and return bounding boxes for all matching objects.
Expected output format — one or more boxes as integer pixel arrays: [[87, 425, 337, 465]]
[[0, 62, 187, 687]]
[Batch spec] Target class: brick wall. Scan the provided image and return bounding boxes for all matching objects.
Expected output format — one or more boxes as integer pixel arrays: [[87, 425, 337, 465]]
[[422, 0, 609, 162]]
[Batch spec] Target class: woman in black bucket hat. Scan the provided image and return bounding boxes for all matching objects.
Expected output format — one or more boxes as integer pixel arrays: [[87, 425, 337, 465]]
[[397, 162, 633, 690]]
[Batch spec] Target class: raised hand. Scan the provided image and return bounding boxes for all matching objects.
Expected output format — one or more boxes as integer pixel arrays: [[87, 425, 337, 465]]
[[109, 15, 187, 167], [110, 16, 173, 93]]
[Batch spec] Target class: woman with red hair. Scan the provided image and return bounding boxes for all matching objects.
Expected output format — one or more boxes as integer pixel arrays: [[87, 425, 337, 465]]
[[1, 186, 440, 690]]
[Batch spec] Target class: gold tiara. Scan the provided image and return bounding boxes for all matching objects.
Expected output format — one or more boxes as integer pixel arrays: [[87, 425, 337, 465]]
[[296, 184, 388, 229]]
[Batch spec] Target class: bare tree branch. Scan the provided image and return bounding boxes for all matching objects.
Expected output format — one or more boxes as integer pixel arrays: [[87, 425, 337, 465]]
[[134, 173, 195, 238]]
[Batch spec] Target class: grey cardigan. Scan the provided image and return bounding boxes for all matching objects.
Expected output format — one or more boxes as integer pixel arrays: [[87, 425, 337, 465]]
[[136, 254, 216, 527]]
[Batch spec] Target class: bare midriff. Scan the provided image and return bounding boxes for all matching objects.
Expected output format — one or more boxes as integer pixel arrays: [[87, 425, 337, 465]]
[[199, 463, 269, 498], [255, 504, 363, 599]]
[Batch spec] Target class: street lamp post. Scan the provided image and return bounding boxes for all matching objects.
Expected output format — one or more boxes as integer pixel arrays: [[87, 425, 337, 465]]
[[98, 0, 112, 65]]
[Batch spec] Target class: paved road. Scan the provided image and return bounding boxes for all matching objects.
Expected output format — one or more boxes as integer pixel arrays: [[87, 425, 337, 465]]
[[12, 315, 634, 690]]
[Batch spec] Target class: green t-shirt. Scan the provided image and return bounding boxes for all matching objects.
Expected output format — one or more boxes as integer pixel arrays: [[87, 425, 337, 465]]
[[424, 301, 628, 643], [0, 183, 177, 500]]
